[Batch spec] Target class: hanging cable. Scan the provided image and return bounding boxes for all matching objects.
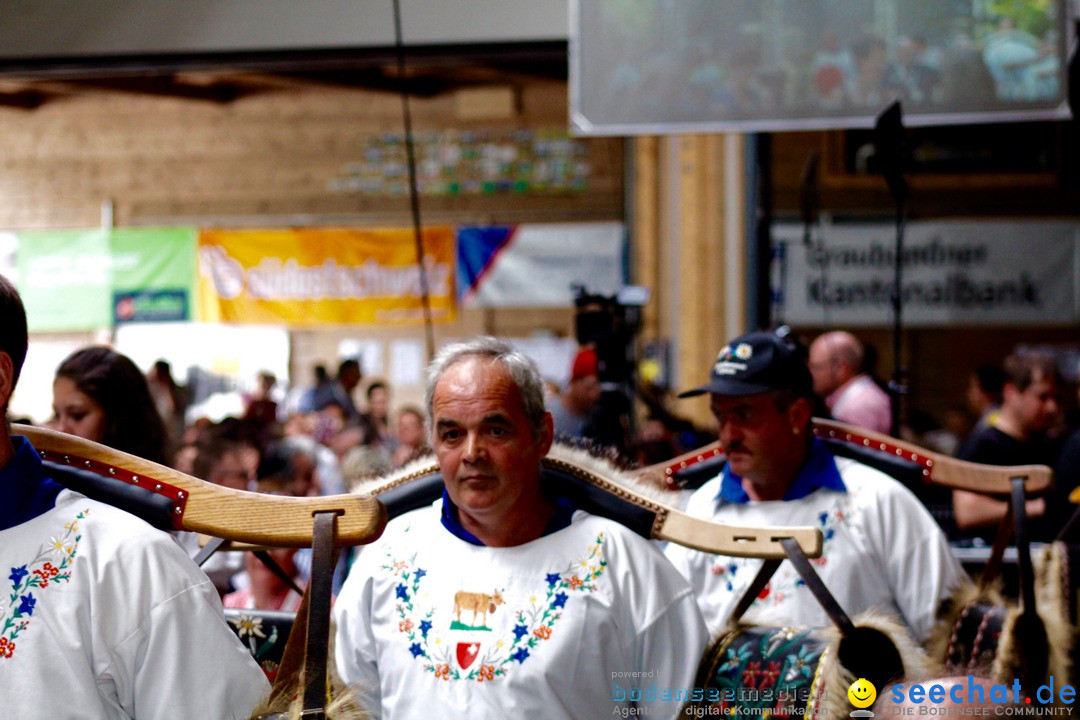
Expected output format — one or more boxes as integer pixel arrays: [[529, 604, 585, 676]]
[[392, 0, 436, 362]]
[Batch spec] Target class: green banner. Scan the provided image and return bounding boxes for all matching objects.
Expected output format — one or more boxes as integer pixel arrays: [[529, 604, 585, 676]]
[[16, 227, 197, 332]]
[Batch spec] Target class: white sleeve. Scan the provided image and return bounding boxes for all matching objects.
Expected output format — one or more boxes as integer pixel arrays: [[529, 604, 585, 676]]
[[333, 557, 382, 717], [111, 580, 270, 720], [874, 487, 966, 641], [635, 587, 710, 720]]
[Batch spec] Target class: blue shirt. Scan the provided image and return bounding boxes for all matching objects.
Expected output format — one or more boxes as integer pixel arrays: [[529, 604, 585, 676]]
[[0, 436, 65, 532], [440, 485, 576, 546], [716, 437, 846, 504]]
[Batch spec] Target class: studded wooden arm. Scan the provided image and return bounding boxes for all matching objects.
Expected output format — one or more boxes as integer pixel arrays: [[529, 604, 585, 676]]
[[15, 424, 387, 547], [359, 446, 823, 560], [636, 418, 1052, 498]]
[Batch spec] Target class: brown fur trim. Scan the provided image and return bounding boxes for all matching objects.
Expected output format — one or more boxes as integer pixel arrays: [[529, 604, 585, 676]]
[[927, 576, 1071, 689], [351, 442, 682, 507], [1034, 543, 1074, 691]]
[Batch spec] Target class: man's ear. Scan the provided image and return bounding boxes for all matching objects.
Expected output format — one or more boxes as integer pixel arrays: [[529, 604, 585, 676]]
[[1001, 381, 1019, 406], [788, 396, 814, 431], [538, 411, 555, 455], [0, 351, 14, 412]]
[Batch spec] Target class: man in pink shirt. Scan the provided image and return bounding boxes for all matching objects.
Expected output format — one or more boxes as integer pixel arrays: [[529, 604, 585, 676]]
[[809, 330, 892, 434]]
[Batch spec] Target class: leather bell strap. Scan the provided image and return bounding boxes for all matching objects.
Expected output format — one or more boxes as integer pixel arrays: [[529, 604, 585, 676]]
[[301, 511, 338, 718], [978, 476, 1036, 618], [260, 510, 339, 720], [728, 537, 855, 637]]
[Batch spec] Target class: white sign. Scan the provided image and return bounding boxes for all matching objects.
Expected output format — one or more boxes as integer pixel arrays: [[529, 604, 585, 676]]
[[774, 220, 1080, 327], [461, 222, 624, 307]]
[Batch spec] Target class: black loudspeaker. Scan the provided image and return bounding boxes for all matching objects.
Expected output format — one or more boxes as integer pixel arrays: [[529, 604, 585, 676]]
[[873, 101, 908, 205]]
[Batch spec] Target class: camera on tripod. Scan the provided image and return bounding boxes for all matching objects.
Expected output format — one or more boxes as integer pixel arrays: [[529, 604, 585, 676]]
[[572, 285, 649, 387]]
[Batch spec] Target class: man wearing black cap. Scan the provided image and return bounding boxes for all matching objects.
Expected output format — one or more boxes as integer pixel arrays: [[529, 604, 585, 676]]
[[664, 329, 964, 641]]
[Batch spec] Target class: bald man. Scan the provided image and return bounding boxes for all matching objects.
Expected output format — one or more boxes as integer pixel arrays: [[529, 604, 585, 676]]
[[809, 331, 892, 434]]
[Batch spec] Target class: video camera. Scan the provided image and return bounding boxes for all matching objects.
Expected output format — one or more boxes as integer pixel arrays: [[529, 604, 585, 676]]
[[572, 285, 649, 386]]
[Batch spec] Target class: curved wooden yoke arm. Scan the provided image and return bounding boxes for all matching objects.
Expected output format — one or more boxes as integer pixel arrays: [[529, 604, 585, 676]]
[[810, 418, 1052, 496], [361, 449, 823, 560], [15, 425, 387, 547], [636, 420, 1052, 497]]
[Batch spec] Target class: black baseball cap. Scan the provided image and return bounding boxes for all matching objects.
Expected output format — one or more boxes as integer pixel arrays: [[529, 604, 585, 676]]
[[678, 329, 813, 398]]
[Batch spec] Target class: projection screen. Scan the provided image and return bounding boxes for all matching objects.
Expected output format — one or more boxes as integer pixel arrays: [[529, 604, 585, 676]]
[[570, 0, 1073, 135]]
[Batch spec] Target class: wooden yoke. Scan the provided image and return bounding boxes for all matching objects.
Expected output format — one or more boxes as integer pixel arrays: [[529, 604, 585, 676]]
[[15, 424, 387, 548], [636, 418, 1053, 498], [810, 418, 1052, 496], [360, 446, 823, 560]]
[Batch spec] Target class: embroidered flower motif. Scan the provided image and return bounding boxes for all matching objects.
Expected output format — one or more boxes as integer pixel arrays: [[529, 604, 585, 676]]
[[229, 615, 266, 639], [734, 343, 753, 360], [2, 509, 86, 662], [8, 566, 27, 586], [387, 532, 608, 683], [16, 595, 35, 617]]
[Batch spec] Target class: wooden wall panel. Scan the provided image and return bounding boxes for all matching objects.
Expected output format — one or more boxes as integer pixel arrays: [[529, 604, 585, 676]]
[[0, 81, 622, 229]]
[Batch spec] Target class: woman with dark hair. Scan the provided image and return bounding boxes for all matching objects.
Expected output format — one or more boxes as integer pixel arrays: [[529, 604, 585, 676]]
[[52, 345, 171, 465]]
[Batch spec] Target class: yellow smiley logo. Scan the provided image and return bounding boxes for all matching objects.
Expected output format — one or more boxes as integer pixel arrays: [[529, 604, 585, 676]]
[[848, 678, 877, 709]]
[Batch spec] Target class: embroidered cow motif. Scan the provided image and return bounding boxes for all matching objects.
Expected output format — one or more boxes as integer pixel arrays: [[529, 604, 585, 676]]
[[451, 590, 504, 630]]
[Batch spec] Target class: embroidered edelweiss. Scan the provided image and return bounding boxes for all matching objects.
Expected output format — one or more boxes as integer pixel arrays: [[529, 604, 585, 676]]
[[734, 343, 753, 360], [228, 614, 266, 639]]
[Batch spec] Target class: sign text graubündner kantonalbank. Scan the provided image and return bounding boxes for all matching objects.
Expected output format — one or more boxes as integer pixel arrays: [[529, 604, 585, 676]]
[[890, 676, 1075, 716]]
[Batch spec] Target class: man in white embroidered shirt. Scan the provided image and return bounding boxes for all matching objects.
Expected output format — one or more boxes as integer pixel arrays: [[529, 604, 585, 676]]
[[334, 336, 708, 720], [0, 273, 268, 719], [665, 329, 964, 641]]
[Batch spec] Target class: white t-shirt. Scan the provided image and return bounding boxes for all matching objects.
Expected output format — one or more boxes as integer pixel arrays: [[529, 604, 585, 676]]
[[334, 501, 709, 720], [665, 456, 965, 641], [0, 489, 269, 720]]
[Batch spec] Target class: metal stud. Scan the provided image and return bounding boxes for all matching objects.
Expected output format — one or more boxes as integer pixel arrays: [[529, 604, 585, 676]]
[[132, 476, 139, 484], [177, 491, 185, 500], [154, 484, 162, 492]]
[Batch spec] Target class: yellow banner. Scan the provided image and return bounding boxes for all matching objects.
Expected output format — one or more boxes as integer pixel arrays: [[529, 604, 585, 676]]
[[197, 227, 456, 326]]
